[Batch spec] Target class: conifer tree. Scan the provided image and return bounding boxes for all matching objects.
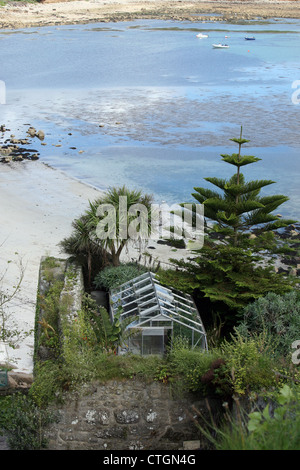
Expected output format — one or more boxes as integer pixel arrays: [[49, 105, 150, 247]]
[[192, 126, 295, 247], [158, 128, 297, 325]]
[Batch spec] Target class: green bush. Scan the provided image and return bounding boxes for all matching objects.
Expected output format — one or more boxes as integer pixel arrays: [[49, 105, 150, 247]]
[[166, 336, 221, 394], [237, 290, 300, 358], [0, 393, 56, 450], [94, 263, 148, 290], [218, 331, 280, 396], [165, 332, 284, 398]]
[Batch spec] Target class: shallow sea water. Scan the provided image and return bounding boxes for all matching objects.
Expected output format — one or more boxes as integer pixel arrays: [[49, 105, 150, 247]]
[[1, 19, 300, 218]]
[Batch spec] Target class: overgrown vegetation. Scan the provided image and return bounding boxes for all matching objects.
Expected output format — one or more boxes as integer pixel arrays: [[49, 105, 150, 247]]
[[93, 262, 148, 290], [237, 290, 300, 358], [194, 383, 300, 450], [60, 186, 154, 291], [0, 393, 56, 450]]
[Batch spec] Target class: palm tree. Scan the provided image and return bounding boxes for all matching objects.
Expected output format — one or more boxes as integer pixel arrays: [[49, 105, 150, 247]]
[[60, 214, 108, 289], [60, 186, 154, 287], [87, 186, 154, 266]]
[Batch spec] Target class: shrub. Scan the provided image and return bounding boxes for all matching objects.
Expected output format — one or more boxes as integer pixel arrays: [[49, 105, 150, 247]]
[[167, 336, 221, 394], [196, 384, 300, 450], [0, 393, 56, 450], [94, 263, 148, 290], [219, 331, 280, 396], [166, 332, 284, 398], [237, 290, 300, 358]]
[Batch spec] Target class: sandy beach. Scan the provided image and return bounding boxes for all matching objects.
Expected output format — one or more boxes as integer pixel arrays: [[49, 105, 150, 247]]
[[0, 161, 103, 373], [0, 0, 300, 30]]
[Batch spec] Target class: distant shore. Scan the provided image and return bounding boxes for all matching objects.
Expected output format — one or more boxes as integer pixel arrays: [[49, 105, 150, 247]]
[[1, 0, 300, 30]]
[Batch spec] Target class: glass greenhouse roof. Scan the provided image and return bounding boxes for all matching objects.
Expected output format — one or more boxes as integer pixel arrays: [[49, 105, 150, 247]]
[[109, 272, 207, 353]]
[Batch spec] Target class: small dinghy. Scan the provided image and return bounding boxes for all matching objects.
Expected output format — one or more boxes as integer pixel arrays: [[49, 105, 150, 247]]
[[212, 43, 229, 49], [196, 33, 209, 38]]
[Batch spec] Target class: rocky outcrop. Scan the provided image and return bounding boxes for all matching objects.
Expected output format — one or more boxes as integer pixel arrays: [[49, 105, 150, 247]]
[[7, 371, 34, 390], [0, 125, 44, 163]]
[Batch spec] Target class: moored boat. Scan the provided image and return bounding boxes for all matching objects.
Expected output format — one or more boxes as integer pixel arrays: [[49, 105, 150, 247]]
[[212, 43, 229, 49]]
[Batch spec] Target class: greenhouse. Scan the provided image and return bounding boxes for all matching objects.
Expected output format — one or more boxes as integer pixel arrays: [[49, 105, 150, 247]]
[[109, 271, 207, 356]]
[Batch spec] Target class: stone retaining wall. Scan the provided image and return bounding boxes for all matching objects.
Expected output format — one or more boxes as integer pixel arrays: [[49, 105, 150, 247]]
[[45, 379, 222, 450]]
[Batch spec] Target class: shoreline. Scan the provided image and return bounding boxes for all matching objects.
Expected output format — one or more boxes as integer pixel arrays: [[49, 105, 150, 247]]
[[1, 0, 300, 30]]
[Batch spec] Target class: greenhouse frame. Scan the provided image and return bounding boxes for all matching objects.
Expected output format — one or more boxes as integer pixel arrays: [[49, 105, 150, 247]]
[[109, 271, 208, 356]]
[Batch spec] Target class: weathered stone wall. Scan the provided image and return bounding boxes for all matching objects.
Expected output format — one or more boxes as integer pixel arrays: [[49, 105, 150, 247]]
[[45, 379, 222, 450]]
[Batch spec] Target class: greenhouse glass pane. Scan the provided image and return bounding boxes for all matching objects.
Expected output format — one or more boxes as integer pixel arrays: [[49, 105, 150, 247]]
[[142, 335, 164, 355]]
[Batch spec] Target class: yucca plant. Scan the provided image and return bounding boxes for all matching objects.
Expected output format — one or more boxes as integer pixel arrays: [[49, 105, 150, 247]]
[[60, 186, 153, 287], [87, 185, 153, 266]]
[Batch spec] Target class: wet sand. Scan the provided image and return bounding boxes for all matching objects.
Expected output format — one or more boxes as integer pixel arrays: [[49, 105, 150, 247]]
[[0, 0, 300, 30]]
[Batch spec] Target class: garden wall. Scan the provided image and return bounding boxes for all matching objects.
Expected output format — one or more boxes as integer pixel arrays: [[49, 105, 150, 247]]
[[45, 379, 222, 450]]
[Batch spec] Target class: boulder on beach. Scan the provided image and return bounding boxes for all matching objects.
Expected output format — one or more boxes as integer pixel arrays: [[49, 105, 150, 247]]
[[36, 130, 45, 140], [27, 127, 36, 137]]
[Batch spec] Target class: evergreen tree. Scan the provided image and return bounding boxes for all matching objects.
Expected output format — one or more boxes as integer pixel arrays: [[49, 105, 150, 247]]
[[158, 128, 297, 326], [192, 126, 295, 247]]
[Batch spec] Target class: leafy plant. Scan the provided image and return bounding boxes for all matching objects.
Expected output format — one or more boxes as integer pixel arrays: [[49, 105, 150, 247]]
[[236, 290, 300, 358], [94, 263, 148, 290], [86, 185, 154, 267], [0, 393, 57, 450], [60, 214, 108, 288], [193, 384, 300, 450], [166, 336, 221, 394], [154, 364, 172, 384], [218, 330, 282, 396]]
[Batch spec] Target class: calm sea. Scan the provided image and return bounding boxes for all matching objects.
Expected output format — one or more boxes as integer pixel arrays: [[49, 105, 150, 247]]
[[1, 18, 300, 219]]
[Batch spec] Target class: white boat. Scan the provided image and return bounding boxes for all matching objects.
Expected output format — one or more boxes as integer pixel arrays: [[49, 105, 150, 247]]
[[212, 43, 229, 49], [196, 33, 209, 38]]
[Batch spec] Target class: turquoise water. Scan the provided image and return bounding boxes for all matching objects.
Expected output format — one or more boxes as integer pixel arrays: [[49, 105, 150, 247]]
[[1, 19, 300, 219]]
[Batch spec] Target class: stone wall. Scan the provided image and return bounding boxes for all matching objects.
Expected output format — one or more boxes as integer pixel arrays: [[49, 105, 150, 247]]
[[45, 379, 222, 450]]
